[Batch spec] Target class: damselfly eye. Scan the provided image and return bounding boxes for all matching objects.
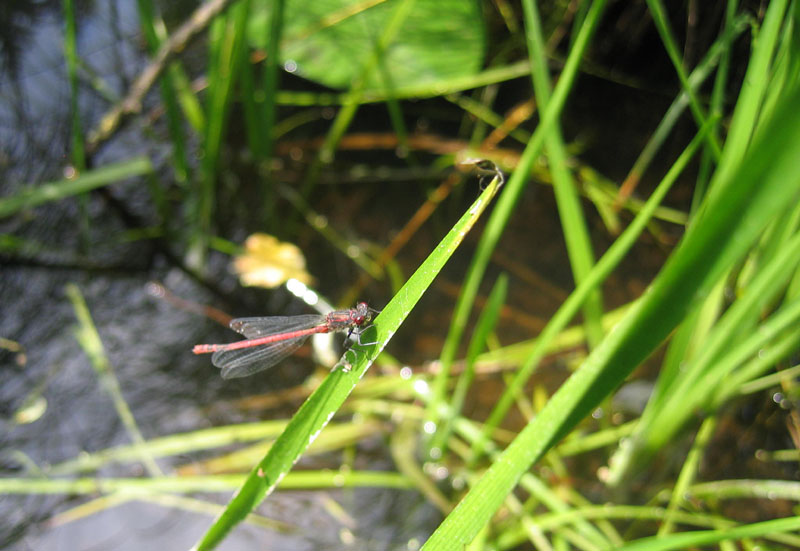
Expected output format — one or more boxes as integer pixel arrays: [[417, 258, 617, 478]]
[[352, 302, 371, 324]]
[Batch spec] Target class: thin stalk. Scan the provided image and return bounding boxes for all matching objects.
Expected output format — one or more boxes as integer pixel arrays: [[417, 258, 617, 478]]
[[428, 274, 508, 455], [258, 0, 285, 228], [426, 0, 610, 455], [135, 0, 191, 184], [470, 115, 712, 463], [65, 284, 163, 477], [645, 0, 722, 158], [523, 0, 604, 348], [692, 0, 741, 212], [299, 0, 417, 202], [189, 1, 250, 268], [62, 0, 89, 249], [659, 415, 718, 535]]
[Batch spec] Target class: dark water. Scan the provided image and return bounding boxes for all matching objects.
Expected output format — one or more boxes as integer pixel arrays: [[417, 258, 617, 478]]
[[0, 2, 438, 549]]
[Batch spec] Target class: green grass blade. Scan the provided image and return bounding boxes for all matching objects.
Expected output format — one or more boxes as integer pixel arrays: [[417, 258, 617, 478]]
[[428, 273, 508, 456], [63, 0, 85, 172], [645, 295, 800, 447], [426, 0, 609, 453], [687, 479, 800, 501], [136, 0, 191, 183], [615, 231, 800, 476], [135, 0, 205, 133], [0, 471, 412, 495], [0, 157, 153, 218], [420, 77, 800, 551], [62, 0, 89, 248], [523, 0, 604, 348], [244, 0, 285, 227], [451, 410, 613, 548], [645, 0, 721, 158], [259, 0, 284, 161], [300, 0, 417, 200], [658, 415, 718, 535], [725, 326, 800, 400], [47, 420, 289, 475], [190, 1, 250, 266], [609, 516, 800, 551], [709, 0, 791, 198], [46, 419, 380, 475], [471, 116, 711, 462], [626, 13, 748, 206], [692, 0, 741, 210], [65, 284, 163, 477], [616, 228, 797, 475], [193, 172, 503, 550]]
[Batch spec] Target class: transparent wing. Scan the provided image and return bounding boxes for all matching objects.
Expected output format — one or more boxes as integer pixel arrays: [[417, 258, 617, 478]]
[[212, 336, 310, 379], [229, 315, 325, 338]]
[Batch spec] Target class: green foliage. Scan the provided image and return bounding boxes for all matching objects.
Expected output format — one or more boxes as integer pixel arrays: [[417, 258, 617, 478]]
[[246, 0, 485, 92]]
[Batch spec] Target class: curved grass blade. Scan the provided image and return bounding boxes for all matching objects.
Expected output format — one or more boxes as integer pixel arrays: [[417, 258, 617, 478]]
[[0, 157, 153, 219], [193, 170, 504, 550], [427, 273, 507, 456], [611, 516, 800, 551], [66, 284, 163, 477]]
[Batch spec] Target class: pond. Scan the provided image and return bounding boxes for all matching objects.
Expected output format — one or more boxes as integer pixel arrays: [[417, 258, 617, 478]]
[[2, 1, 799, 550]]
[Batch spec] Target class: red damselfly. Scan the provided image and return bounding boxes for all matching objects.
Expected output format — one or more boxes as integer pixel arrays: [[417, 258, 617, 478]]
[[193, 302, 378, 379]]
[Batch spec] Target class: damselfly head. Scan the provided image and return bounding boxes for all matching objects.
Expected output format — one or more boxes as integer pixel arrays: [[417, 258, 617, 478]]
[[352, 302, 372, 325]]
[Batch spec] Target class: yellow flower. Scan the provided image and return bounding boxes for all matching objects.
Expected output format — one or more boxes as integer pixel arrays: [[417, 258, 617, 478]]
[[233, 233, 313, 288]]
